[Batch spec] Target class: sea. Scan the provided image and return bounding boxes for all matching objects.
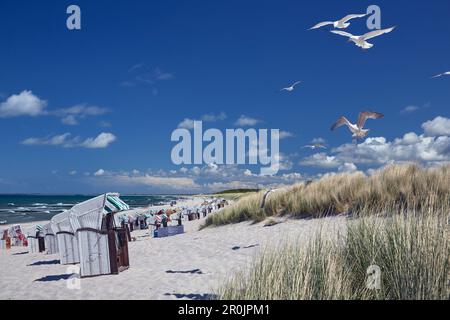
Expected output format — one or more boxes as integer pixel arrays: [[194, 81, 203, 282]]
[[0, 194, 183, 226]]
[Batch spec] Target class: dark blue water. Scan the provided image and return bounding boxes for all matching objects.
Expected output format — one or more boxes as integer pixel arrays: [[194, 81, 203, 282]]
[[0, 194, 182, 225]]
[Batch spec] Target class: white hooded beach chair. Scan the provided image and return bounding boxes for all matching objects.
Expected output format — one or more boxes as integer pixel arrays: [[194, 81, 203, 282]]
[[0, 230, 6, 250], [26, 226, 45, 253], [43, 223, 59, 255], [69, 193, 131, 278], [51, 210, 80, 265]]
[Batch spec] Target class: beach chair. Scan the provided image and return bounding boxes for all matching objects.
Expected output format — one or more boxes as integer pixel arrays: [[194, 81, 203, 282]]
[[68, 193, 131, 278], [43, 223, 59, 255], [26, 226, 45, 253], [51, 211, 80, 265]]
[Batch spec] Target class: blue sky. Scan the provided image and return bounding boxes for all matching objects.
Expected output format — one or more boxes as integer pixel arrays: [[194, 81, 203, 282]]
[[0, 0, 449, 194]]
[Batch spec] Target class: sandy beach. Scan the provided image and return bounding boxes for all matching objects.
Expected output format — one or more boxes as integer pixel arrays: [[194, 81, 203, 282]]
[[0, 196, 345, 300]]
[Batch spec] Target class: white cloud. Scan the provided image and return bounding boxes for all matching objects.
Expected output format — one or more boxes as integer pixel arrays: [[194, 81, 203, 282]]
[[61, 115, 79, 125], [422, 116, 450, 136], [177, 112, 227, 129], [279, 131, 295, 139], [299, 153, 341, 168], [299, 117, 450, 170], [81, 132, 116, 149], [201, 112, 227, 122], [338, 162, 358, 173], [21, 133, 72, 146], [21, 132, 117, 149], [94, 169, 106, 177], [234, 115, 262, 127], [55, 105, 109, 125], [69, 170, 77, 176], [400, 105, 419, 114], [87, 164, 304, 193], [177, 118, 196, 129], [0, 91, 47, 118], [311, 137, 326, 144], [400, 102, 430, 115]]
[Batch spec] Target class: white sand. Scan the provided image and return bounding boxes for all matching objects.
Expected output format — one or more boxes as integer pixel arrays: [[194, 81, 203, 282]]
[[0, 198, 346, 300]]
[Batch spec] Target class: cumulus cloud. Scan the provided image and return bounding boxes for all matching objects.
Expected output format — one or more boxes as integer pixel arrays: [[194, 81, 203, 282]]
[[177, 112, 227, 129], [55, 105, 109, 126], [0, 91, 47, 118], [177, 118, 196, 129], [0, 91, 109, 126], [400, 102, 430, 115], [299, 153, 341, 168], [81, 132, 117, 149], [88, 163, 304, 193], [299, 117, 450, 170], [422, 116, 450, 136], [279, 131, 295, 139], [311, 137, 326, 144], [94, 169, 106, 176], [21, 132, 117, 149], [21, 133, 72, 147], [338, 162, 358, 173], [234, 115, 262, 127]]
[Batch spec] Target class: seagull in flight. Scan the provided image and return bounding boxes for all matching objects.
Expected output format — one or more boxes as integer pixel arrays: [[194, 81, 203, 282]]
[[431, 71, 450, 78], [302, 143, 327, 150], [310, 13, 368, 30], [331, 111, 384, 140], [331, 26, 396, 49], [281, 81, 301, 92]]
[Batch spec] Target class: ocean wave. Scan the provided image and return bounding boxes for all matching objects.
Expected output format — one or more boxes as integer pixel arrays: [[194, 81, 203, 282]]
[[7, 203, 15, 206], [16, 207, 31, 212], [32, 203, 48, 206]]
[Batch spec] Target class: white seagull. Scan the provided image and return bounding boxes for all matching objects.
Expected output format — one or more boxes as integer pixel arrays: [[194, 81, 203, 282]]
[[331, 111, 384, 139], [309, 13, 368, 30], [431, 71, 450, 78], [301, 143, 327, 150], [281, 81, 302, 92], [330, 26, 396, 49]]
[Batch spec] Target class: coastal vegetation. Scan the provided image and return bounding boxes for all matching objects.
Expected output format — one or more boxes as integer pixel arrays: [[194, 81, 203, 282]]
[[210, 164, 450, 300]]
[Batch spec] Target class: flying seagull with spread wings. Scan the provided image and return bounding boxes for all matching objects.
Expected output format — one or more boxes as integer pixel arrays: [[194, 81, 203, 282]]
[[302, 143, 327, 150], [331, 111, 384, 139], [431, 71, 450, 78], [309, 13, 368, 30], [281, 81, 301, 92], [330, 26, 396, 49]]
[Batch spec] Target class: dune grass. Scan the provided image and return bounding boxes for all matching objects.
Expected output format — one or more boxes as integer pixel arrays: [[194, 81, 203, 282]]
[[217, 211, 449, 300], [203, 164, 450, 228]]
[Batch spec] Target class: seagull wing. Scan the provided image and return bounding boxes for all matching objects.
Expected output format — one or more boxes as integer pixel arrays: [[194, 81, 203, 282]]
[[331, 116, 351, 131], [340, 13, 367, 23], [330, 30, 355, 38], [310, 21, 334, 30], [292, 81, 302, 87], [357, 111, 384, 129], [432, 71, 450, 78], [361, 26, 395, 40]]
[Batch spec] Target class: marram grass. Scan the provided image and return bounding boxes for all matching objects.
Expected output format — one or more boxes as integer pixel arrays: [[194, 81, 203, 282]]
[[217, 211, 449, 300], [203, 164, 450, 228]]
